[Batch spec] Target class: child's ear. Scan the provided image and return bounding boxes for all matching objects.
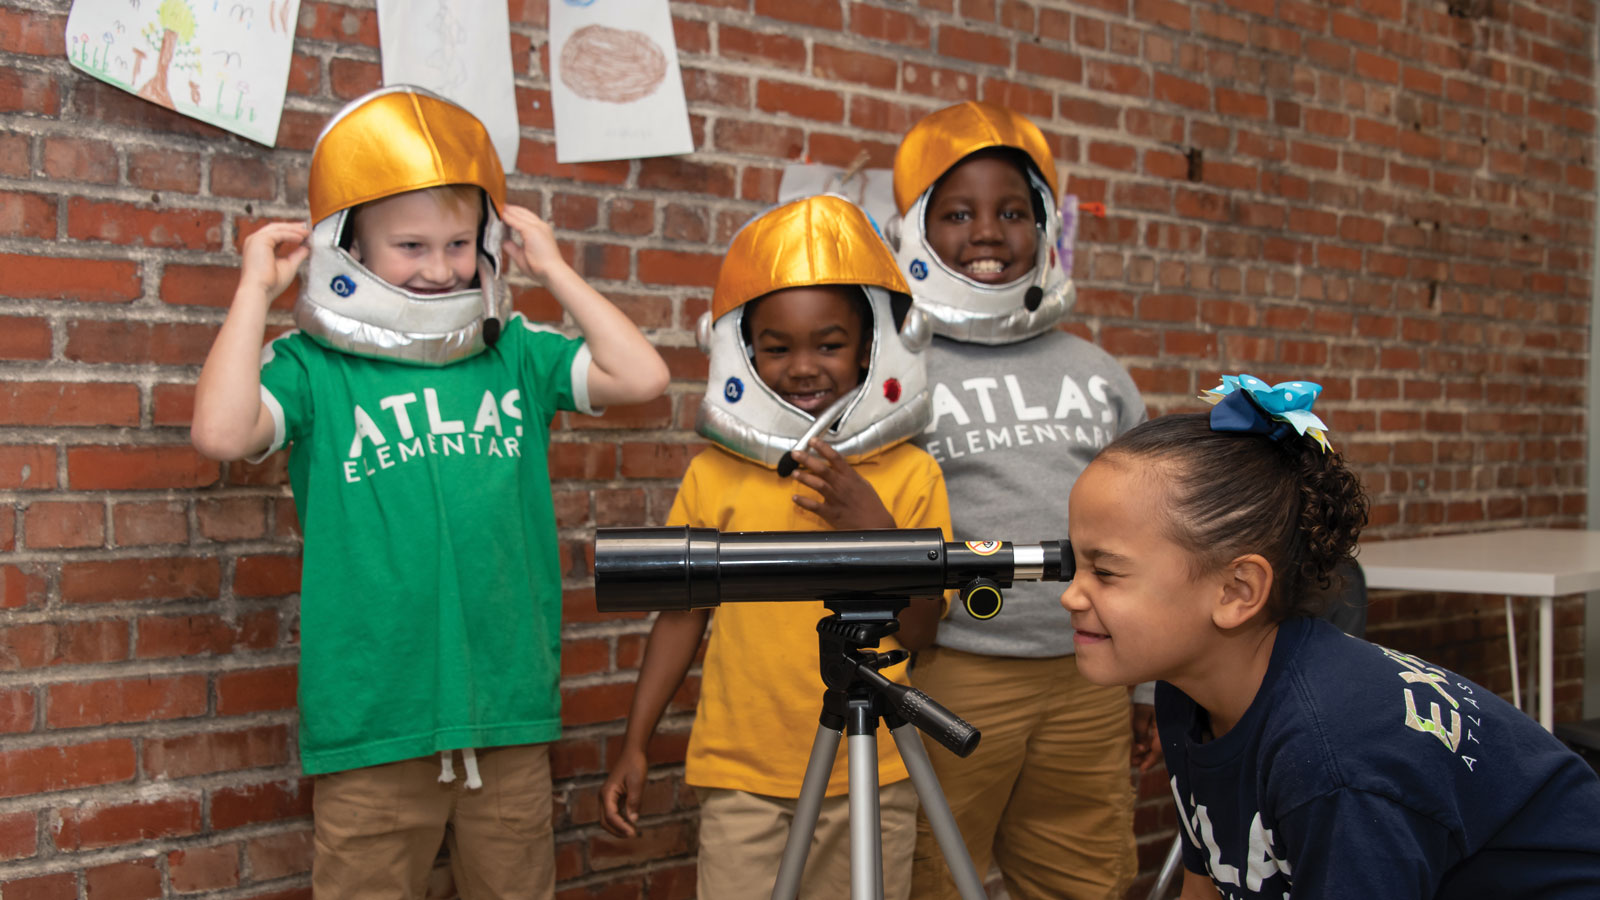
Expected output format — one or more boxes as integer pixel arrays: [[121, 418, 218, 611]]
[[1211, 554, 1273, 630]]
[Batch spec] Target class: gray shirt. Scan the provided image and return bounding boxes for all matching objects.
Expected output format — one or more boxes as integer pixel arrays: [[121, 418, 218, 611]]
[[922, 330, 1146, 658]]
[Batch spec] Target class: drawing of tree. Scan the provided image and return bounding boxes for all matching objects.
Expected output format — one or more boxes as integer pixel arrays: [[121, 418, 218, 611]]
[[138, 0, 199, 108]]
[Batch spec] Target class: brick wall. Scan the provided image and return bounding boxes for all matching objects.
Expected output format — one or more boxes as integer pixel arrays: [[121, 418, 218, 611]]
[[0, 0, 1594, 898]]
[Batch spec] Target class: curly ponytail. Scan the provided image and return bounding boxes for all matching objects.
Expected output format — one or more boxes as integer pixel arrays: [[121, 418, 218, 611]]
[[1100, 413, 1368, 619]]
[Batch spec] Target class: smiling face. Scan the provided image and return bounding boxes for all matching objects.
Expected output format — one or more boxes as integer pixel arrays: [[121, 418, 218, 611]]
[[1059, 455, 1222, 688], [350, 187, 482, 295], [744, 285, 870, 417], [923, 152, 1039, 286]]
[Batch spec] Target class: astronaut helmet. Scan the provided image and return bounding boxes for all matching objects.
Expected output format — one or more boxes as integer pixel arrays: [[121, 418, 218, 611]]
[[887, 101, 1074, 345], [696, 194, 932, 471], [297, 85, 508, 366]]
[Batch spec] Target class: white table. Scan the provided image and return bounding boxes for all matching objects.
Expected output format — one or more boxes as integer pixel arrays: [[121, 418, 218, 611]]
[[1357, 528, 1600, 731]]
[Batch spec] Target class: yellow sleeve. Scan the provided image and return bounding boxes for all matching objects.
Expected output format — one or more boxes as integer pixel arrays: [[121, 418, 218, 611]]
[[887, 452, 956, 615], [665, 453, 702, 528]]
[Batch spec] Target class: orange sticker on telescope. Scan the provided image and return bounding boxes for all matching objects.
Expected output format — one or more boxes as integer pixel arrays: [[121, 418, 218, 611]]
[[965, 540, 1002, 556]]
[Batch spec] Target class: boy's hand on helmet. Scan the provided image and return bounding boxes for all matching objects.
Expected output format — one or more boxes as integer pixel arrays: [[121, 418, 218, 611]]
[[501, 204, 565, 282], [239, 221, 310, 302], [790, 439, 896, 530]]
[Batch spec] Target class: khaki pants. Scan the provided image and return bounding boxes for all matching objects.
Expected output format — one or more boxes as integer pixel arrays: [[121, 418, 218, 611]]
[[312, 745, 555, 900], [695, 779, 918, 900], [909, 648, 1135, 900]]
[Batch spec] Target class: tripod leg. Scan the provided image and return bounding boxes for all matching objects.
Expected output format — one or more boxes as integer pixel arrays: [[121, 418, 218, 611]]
[[771, 724, 843, 900], [888, 723, 987, 900], [848, 730, 884, 900]]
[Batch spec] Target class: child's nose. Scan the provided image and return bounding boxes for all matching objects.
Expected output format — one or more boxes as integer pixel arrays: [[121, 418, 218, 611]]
[[971, 213, 1003, 242], [1060, 580, 1087, 612], [421, 250, 453, 282]]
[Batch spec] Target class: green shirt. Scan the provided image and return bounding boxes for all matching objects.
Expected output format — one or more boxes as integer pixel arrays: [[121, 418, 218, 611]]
[[258, 315, 589, 774]]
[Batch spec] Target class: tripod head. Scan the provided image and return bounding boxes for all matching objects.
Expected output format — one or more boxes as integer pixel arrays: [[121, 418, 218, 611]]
[[813, 607, 981, 758]]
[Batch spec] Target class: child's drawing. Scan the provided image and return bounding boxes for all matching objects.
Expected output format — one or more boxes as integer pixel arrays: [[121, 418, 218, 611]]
[[65, 0, 301, 146], [559, 24, 666, 104], [377, 0, 519, 172], [549, 0, 691, 163]]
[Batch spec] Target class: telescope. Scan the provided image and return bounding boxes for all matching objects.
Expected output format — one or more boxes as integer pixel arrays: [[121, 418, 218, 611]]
[[594, 527, 1075, 619]]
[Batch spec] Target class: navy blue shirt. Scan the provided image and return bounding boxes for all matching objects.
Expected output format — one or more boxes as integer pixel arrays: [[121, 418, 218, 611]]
[[1158, 616, 1600, 898]]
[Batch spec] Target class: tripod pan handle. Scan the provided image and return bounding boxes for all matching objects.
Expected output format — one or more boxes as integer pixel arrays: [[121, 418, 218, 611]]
[[863, 672, 981, 758]]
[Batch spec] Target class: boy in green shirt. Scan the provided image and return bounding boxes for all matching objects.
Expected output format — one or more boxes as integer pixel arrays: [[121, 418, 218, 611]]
[[191, 86, 668, 900]]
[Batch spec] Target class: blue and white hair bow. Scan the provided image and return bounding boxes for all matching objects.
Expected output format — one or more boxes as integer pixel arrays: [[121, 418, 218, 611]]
[[1201, 374, 1330, 452]]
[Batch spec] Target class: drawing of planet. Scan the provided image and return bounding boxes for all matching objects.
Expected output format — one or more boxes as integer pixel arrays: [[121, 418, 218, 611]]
[[559, 24, 668, 104]]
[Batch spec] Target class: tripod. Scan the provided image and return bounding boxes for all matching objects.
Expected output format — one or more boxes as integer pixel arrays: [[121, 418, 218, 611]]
[[770, 605, 988, 900]]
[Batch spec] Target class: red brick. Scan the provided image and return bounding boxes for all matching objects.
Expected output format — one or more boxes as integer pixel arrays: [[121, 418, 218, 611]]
[[152, 382, 197, 426], [718, 26, 805, 70], [66, 198, 223, 249], [137, 611, 278, 659], [66, 445, 219, 490], [210, 155, 275, 200], [144, 724, 291, 778], [712, 119, 804, 158], [1086, 61, 1149, 97], [21, 501, 103, 549], [86, 857, 160, 900], [756, 79, 845, 123], [47, 674, 208, 728], [59, 556, 220, 605], [901, 61, 979, 102], [637, 250, 722, 288], [852, 5, 931, 47], [0, 8, 67, 55], [42, 137, 117, 184], [813, 45, 899, 89], [112, 501, 188, 546], [328, 57, 380, 100], [0, 67, 59, 115], [128, 148, 202, 192], [216, 666, 298, 716], [0, 191, 54, 239], [168, 844, 242, 893], [0, 382, 139, 427], [937, 26, 1011, 66], [210, 780, 312, 831], [234, 554, 302, 597], [638, 158, 736, 197], [0, 688, 34, 733], [1154, 73, 1210, 110], [0, 739, 135, 799], [0, 445, 55, 489], [0, 316, 51, 361], [0, 566, 47, 610], [197, 498, 268, 542], [0, 810, 36, 861], [53, 796, 201, 850], [3, 253, 143, 303]]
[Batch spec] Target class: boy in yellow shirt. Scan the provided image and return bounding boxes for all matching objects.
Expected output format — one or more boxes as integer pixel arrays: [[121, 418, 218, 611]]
[[598, 194, 950, 899]]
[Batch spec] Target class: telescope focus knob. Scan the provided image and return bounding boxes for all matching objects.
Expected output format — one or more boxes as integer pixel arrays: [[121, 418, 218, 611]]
[[961, 578, 1003, 620]]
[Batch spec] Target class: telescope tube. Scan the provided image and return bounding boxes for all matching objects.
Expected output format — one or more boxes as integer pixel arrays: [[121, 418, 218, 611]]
[[594, 527, 1072, 613]]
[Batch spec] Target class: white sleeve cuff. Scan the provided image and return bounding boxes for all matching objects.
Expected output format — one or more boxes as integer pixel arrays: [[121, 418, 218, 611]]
[[570, 343, 600, 417], [246, 385, 287, 464]]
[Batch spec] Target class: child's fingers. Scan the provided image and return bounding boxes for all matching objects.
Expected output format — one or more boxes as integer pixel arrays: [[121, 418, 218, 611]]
[[806, 438, 847, 465]]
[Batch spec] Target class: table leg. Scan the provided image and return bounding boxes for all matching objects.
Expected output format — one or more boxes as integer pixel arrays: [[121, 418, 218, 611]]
[[1540, 596, 1553, 731], [1505, 597, 1521, 711]]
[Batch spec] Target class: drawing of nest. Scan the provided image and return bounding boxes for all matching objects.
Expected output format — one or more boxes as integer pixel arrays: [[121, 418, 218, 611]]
[[559, 24, 667, 104]]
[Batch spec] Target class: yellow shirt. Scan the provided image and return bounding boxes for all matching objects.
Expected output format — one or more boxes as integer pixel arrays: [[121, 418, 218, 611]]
[[668, 442, 953, 797]]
